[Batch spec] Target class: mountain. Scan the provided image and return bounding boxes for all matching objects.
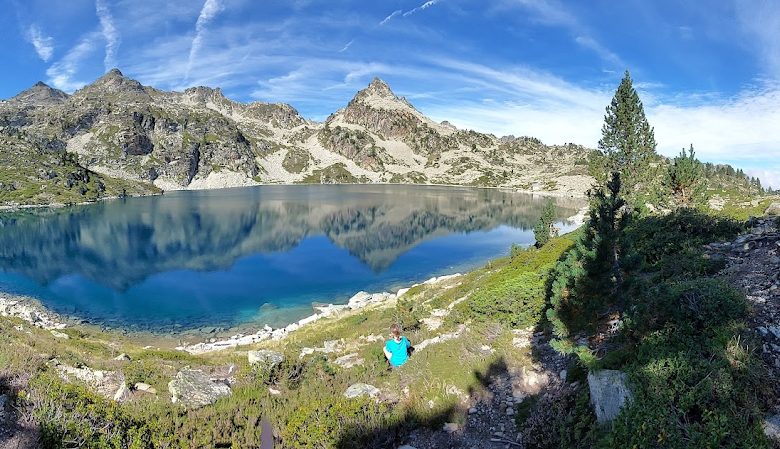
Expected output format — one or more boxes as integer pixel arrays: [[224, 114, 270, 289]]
[[0, 70, 594, 206]]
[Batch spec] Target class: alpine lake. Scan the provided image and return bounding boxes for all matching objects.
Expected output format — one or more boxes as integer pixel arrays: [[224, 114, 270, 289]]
[[0, 185, 586, 335]]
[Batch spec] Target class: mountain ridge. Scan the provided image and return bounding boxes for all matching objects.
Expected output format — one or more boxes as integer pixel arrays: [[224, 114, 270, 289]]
[[0, 69, 594, 206]]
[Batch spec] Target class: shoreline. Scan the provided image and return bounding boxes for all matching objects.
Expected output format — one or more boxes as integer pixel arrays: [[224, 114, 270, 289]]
[[0, 274, 465, 353]]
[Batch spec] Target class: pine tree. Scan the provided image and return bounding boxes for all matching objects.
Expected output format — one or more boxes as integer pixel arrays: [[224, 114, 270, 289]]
[[594, 71, 657, 205], [662, 145, 708, 208], [533, 200, 557, 248]]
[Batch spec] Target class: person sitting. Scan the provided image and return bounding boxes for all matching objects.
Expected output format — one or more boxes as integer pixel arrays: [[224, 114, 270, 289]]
[[383, 323, 412, 368]]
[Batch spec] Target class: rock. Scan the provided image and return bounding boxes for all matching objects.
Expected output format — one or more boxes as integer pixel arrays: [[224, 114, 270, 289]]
[[334, 353, 364, 368], [248, 350, 284, 367], [560, 369, 568, 381], [588, 369, 634, 423], [322, 339, 344, 353], [398, 446, 417, 449], [113, 382, 131, 403], [50, 330, 69, 339], [764, 413, 780, 442], [114, 353, 131, 361], [772, 256, 780, 265], [268, 388, 281, 395], [468, 407, 478, 414], [343, 383, 379, 399], [506, 407, 514, 416], [765, 203, 780, 216], [443, 422, 459, 433], [168, 368, 232, 409], [134, 382, 157, 395]]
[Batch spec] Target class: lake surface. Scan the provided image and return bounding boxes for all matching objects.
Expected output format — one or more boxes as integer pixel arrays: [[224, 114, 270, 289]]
[[0, 185, 585, 332]]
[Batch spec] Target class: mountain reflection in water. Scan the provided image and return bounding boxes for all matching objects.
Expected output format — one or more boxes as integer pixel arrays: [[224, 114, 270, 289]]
[[0, 185, 585, 331]]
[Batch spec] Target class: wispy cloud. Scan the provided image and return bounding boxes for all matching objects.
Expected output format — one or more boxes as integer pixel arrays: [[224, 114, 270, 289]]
[[403, 0, 443, 18], [574, 36, 624, 67], [95, 0, 120, 71], [27, 25, 53, 62], [46, 33, 99, 92], [339, 39, 355, 53], [186, 0, 224, 82], [379, 10, 401, 26]]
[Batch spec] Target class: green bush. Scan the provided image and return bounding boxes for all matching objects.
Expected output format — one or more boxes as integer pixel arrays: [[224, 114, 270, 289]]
[[282, 394, 389, 448], [460, 271, 546, 328]]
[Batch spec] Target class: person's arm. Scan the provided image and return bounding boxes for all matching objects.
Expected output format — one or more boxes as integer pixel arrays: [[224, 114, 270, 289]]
[[405, 336, 411, 349], [383, 343, 392, 361]]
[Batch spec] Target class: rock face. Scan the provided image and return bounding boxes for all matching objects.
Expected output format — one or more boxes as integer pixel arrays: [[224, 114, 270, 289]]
[[587, 369, 634, 423], [0, 70, 594, 205], [168, 368, 232, 409]]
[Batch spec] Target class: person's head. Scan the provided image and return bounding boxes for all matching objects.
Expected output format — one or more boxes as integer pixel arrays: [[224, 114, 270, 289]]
[[390, 323, 402, 339]]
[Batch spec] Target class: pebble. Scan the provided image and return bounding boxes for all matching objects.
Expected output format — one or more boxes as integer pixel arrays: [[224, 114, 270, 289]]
[[506, 407, 514, 415], [468, 407, 478, 414]]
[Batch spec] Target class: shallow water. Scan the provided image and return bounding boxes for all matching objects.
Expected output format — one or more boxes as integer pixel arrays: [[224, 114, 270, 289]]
[[0, 185, 585, 331]]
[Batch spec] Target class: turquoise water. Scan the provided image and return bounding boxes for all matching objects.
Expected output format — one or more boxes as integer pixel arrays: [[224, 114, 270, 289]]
[[0, 185, 585, 331]]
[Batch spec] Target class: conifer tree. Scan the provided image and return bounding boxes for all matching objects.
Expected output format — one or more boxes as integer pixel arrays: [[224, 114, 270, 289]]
[[662, 145, 708, 208], [533, 200, 557, 248], [594, 71, 658, 205]]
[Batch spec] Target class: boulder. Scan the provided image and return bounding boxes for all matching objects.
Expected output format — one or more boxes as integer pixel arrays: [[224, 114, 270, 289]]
[[765, 203, 780, 216], [168, 368, 232, 409], [113, 353, 131, 361], [334, 353, 364, 368], [764, 413, 780, 442], [588, 369, 634, 423], [134, 382, 157, 395], [113, 382, 131, 403], [343, 383, 379, 399], [248, 350, 284, 367]]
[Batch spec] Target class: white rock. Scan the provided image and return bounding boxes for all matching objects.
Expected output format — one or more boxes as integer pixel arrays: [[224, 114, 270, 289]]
[[343, 383, 379, 399], [50, 330, 69, 339], [113, 383, 131, 403], [443, 422, 459, 433]]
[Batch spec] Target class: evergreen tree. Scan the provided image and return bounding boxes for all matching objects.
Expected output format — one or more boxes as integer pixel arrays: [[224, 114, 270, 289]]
[[594, 71, 658, 205], [533, 200, 557, 248], [662, 145, 708, 208]]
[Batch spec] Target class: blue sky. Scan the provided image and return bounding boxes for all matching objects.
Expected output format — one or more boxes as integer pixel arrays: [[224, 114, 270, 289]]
[[2, 0, 779, 189]]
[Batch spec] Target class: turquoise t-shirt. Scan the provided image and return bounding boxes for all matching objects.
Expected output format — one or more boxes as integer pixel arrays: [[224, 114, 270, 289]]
[[385, 336, 411, 366]]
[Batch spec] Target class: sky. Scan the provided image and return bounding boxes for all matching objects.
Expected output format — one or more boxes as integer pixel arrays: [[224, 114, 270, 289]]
[[1, 0, 779, 189]]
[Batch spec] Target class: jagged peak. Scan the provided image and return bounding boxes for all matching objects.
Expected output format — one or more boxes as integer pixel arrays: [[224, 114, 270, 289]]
[[75, 68, 148, 101], [9, 81, 69, 106]]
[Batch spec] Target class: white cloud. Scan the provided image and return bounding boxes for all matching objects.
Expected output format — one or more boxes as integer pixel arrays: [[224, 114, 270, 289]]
[[575, 36, 624, 67], [339, 39, 355, 53], [27, 25, 54, 62], [95, 0, 120, 71], [379, 10, 401, 26], [403, 0, 443, 18], [46, 33, 99, 92], [186, 0, 225, 82]]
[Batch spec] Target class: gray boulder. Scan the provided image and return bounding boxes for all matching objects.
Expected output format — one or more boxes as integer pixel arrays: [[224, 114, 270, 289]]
[[764, 413, 780, 442], [588, 369, 633, 423], [334, 353, 364, 368], [248, 350, 284, 367], [343, 383, 379, 399], [765, 203, 780, 216], [169, 368, 232, 409]]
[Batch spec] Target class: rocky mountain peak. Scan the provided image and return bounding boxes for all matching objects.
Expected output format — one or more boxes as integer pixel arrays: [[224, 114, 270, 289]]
[[350, 77, 403, 106], [9, 81, 69, 106], [74, 68, 149, 102]]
